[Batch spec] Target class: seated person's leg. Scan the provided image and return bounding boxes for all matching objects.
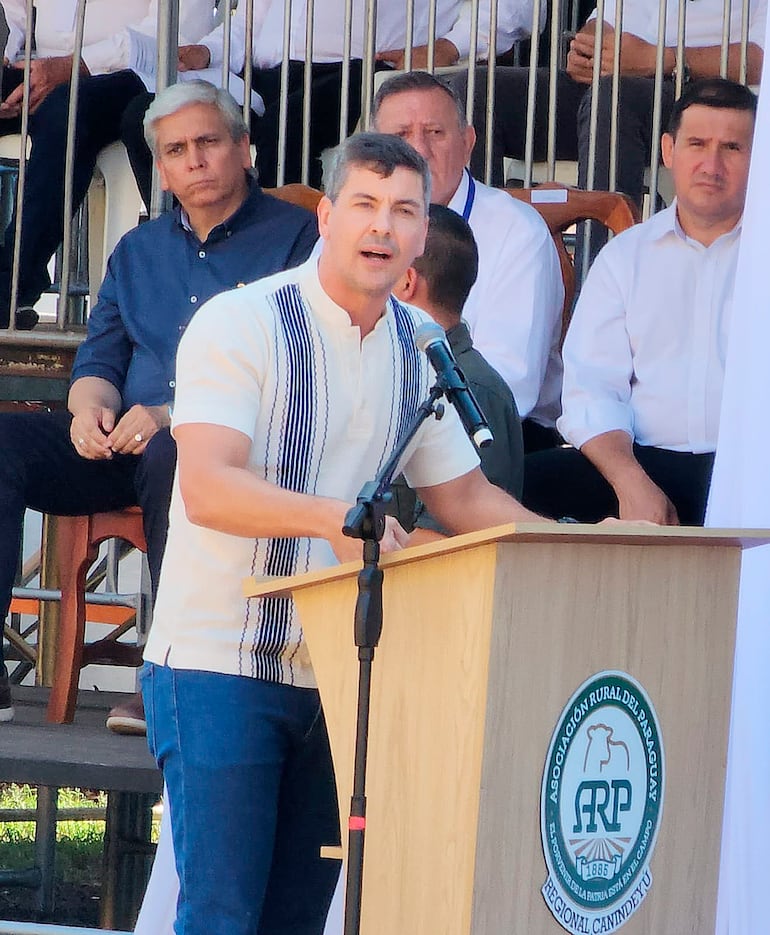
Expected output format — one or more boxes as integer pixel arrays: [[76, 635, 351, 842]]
[[0, 410, 140, 667], [134, 427, 177, 603], [633, 445, 716, 526], [0, 70, 147, 323], [119, 91, 157, 209], [450, 67, 583, 186], [523, 446, 618, 522]]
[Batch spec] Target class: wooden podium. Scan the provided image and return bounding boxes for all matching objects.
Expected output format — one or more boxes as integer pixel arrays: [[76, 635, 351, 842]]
[[245, 524, 764, 934]]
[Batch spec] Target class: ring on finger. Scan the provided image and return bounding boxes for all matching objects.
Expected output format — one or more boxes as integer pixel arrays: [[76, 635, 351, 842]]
[[134, 432, 143, 443]]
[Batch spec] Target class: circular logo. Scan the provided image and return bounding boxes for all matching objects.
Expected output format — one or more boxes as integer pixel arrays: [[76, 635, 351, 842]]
[[540, 672, 665, 934]]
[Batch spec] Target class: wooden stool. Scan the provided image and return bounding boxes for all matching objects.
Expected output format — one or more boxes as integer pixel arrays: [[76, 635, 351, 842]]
[[47, 507, 147, 724]]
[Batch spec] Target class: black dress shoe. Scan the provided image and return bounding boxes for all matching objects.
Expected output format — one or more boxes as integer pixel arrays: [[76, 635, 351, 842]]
[[14, 306, 39, 330]]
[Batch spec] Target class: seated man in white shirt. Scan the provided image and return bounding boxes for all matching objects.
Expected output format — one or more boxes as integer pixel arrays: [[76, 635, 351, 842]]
[[523, 78, 756, 525], [122, 0, 537, 193], [371, 70, 565, 452]]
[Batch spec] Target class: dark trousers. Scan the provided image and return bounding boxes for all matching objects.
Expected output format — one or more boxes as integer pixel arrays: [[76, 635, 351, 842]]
[[522, 443, 716, 525], [0, 70, 147, 324], [0, 410, 176, 665], [454, 68, 676, 209]]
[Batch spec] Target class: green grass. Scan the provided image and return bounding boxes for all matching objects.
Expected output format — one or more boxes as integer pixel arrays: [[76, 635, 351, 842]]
[[0, 784, 107, 883]]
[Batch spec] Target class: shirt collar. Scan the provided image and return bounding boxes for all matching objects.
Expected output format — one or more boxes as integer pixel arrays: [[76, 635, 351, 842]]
[[175, 172, 263, 243], [446, 169, 471, 215], [649, 199, 743, 248]]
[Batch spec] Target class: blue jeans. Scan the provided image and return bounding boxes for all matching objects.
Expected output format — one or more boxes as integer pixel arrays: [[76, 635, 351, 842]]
[[141, 663, 341, 935]]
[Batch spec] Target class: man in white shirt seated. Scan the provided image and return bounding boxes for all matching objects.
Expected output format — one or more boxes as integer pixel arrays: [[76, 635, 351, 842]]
[[121, 0, 538, 193], [0, 0, 215, 329], [457, 0, 765, 212], [371, 69, 565, 452], [523, 78, 756, 525]]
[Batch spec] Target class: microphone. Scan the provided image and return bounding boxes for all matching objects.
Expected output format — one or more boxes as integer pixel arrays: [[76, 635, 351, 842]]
[[414, 322, 493, 450]]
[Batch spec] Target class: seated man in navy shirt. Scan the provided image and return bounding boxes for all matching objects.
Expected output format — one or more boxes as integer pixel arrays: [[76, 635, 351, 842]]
[[0, 80, 318, 724]]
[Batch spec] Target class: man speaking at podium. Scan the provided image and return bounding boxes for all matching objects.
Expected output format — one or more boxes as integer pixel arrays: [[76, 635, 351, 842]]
[[140, 132, 544, 934]]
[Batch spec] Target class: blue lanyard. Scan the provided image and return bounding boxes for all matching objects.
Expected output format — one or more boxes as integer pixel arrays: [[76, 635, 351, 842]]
[[461, 168, 476, 222]]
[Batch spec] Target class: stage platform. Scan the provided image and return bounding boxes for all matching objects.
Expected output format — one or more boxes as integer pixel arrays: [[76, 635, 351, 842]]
[[0, 687, 160, 930]]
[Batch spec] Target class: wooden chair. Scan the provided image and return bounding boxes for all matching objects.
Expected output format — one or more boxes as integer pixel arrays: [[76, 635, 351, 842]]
[[506, 183, 640, 340], [46, 507, 146, 724], [265, 183, 323, 212]]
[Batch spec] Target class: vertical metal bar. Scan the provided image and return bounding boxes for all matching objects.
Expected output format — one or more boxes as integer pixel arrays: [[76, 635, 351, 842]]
[[360, 0, 378, 130], [721, 0, 732, 77], [483, 0, 498, 185], [338, 0, 354, 141], [674, 0, 687, 98], [403, 0, 416, 73], [581, 0, 607, 283], [523, 0, 544, 187], [546, 0, 563, 180], [56, 0, 88, 330], [220, 0, 234, 92], [300, 0, 315, 185], [150, 0, 180, 218], [465, 0, 480, 127], [7, 0, 35, 331], [608, 0, 624, 192], [739, 0, 750, 83], [242, 0, 255, 133], [275, 0, 293, 185], [426, 0, 438, 72], [585, 0, 606, 193], [33, 786, 59, 915], [645, 0, 669, 221], [106, 540, 119, 594]]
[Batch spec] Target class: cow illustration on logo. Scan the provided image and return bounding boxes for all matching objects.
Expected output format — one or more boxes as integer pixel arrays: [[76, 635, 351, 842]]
[[540, 672, 665, 935]]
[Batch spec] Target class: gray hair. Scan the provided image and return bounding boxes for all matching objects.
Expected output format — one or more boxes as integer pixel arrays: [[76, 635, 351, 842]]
[[324, 132, 432, 208], [144, 80, 249, 156], [372, 70, 468, 130]]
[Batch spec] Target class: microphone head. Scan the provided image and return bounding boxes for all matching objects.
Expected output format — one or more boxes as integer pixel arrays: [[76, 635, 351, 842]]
[[414, 321, 447, 354]]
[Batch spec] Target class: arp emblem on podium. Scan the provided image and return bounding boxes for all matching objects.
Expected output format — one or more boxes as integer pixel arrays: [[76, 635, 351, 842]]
[[541, 671, 665, 934]]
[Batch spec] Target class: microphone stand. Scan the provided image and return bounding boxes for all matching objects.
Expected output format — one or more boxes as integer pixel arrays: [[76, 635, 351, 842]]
[[341, 383, 446, 935]]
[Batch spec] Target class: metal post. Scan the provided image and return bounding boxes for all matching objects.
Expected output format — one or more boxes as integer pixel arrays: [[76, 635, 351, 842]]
[[300, 0, 315, 184], [220, 0, 234, 92], [465, 0, 480, 128], [56, 0, 88, 330], [523, 0, 544, 187], [33, 786, 59, 916], [721, 0, 732, 77], [242, 0, 255, 133], [8, 0, 35, 332], [338, 0, 354, 142], [608, 0, 625, 192], [275, 0, 293, 185], [645, 0, 669, 220], [483, 0, 498, 185], [360, 0, 378, 131], [150, 0, 180, 218]]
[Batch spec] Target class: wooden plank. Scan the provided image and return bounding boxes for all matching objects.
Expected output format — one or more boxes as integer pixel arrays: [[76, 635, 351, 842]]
[[0, 687, 160, 795]]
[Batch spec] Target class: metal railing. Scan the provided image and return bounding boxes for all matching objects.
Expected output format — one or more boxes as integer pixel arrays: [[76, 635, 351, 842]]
[[1, 0, 760, 329]]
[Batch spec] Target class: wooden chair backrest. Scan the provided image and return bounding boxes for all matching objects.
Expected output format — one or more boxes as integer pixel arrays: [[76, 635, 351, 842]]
[[264, 183, 324, 213], [506, 183, 640, 340]]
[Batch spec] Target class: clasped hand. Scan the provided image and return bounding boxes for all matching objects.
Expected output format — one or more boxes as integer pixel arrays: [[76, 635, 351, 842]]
[[70, 404, 167, 460]]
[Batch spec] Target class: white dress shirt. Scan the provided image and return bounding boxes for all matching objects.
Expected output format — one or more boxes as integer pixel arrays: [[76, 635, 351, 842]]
[[448, 170, 564, 425], [2, 0, 215, 74], [590, 0, 767, 49], [558, 203, 739, 453], [204, 0, 543, 72]]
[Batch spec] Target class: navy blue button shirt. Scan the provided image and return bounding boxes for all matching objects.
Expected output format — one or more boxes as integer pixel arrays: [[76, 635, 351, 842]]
[[71, 178, 319, 409]]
